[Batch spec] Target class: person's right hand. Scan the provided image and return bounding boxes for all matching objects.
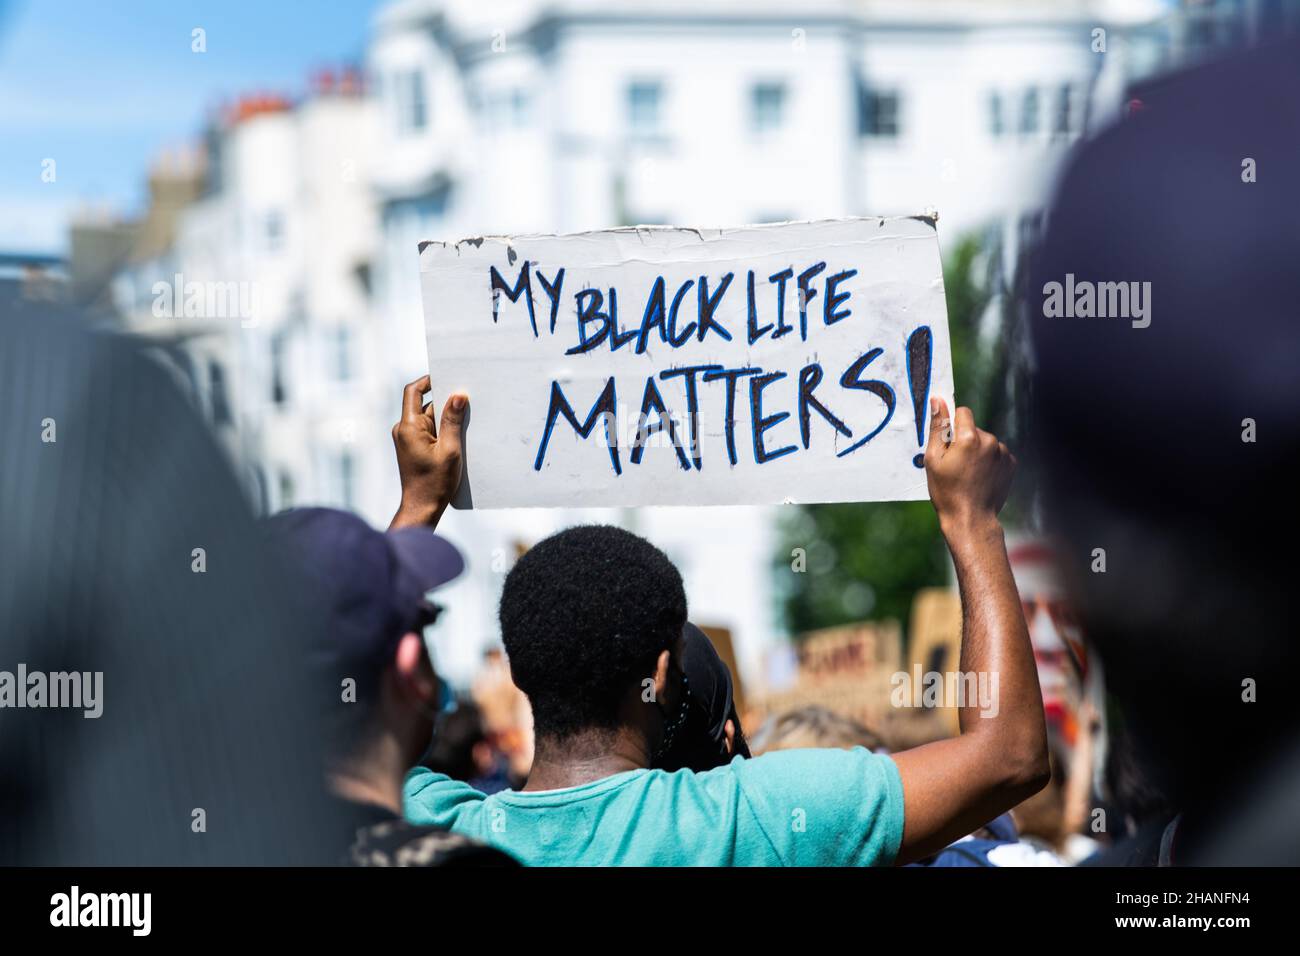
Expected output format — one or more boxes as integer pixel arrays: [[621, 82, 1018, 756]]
[[923, 397, 1016, 535], [389, 375, 467, 530]]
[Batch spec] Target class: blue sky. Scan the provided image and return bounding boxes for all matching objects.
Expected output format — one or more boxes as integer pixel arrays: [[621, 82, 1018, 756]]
[[0, 0, 384, 254]]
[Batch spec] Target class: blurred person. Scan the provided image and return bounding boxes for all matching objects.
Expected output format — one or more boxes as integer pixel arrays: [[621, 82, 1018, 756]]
[[422, 701, 513, 795], [471, 647, 535, 781], [266, 507, 513, 866], [1086, 706, 1178, 865], [1029, 38, 1300, 865], [1057, 698, 1106, 863], [404, 396, 1051, 865], [0, 315, 345, 864]]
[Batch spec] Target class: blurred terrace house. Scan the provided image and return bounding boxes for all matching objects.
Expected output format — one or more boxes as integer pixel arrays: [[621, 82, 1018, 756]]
[[111, 72, 395, 523]]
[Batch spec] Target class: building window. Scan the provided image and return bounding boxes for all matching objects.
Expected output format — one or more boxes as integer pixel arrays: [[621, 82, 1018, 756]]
[[988, 91, 1005, 138], [251, 467, 269, 516], [337, 452, 356, 510], [510, 88, 531, 127], [208, 360, 231, 426], [264, 210, 285, 253], [1019, 87, 1040, 135], [278, 471, 294, 509], [1053, 83, 1073, 137], [354, 260, 372, 300], [858, 86, 900, 138], [627, 81, 663, 137], [332, 325, 352, 382], [481, 88, 532, 132], [394, 70, 427, 134], [750, 82, 786, 136], [270, 332, 287, 406]]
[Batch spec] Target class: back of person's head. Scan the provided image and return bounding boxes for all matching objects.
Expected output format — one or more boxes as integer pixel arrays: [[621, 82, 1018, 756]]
[[499, 525, 686, 740], [265, 508, 461, 767], [750, 705, 885, 754], [1028, 40, 1300, 806]]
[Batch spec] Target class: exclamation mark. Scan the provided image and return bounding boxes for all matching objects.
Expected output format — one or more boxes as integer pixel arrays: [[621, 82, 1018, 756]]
[[906, 326, 933, 468]]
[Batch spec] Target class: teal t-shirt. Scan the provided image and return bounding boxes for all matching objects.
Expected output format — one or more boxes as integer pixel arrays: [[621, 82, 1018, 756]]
[[403, 747, 905, 866]]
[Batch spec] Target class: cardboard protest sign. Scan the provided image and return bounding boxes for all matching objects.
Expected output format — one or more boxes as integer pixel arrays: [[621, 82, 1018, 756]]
[[906, 587, 964, 736], [750, 621, 903, 736], [418, 217, 953, 509]]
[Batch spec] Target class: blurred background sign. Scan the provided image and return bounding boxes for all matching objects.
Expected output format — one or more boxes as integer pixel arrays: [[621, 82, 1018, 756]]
[[907, 587, 964, 736]]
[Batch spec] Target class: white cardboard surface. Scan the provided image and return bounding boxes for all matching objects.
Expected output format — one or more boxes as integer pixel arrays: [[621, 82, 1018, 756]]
[[418, 217, 953, 509]]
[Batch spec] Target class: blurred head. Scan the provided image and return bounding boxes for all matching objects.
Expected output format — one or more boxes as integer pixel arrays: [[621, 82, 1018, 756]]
[[1028, 41, 1300, 802], [499, 525, 687, 749], [750, 705, 885, 755], [423, 701, 497, 781], [266, 508, 464, 772]]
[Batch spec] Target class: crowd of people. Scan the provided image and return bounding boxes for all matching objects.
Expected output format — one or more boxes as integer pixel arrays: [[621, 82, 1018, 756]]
[[363, 372, 1056, 867]]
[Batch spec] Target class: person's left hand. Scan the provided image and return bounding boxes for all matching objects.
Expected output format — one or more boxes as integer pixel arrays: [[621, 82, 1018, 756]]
[[389, 375, 467, 530]]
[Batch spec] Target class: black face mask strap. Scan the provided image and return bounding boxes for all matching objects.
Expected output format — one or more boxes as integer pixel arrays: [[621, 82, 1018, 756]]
[[651, 668, 692, 765]]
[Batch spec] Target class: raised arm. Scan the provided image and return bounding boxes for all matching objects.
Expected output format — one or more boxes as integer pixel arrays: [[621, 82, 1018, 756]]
[[890, 398, 1049, 865], [389, 375, 468, 530]]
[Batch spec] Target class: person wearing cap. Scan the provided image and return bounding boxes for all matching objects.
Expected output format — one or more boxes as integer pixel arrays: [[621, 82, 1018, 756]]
[[652, 623, 751, 773], [403, 388, 1051, 866], [266, 376, 512, 866]]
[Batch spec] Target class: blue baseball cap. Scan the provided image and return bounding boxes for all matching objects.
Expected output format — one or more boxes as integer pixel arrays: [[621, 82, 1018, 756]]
[[265, 508, 464, 682]]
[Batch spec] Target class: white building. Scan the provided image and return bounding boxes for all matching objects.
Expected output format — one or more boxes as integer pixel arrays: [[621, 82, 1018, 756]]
[[113, 77, 399, 530], [365, 0, 1172, 689]]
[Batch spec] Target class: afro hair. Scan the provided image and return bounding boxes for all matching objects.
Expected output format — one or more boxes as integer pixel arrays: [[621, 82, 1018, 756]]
[[499, 524, 687, 740]]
